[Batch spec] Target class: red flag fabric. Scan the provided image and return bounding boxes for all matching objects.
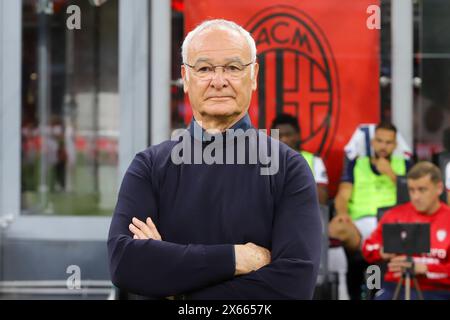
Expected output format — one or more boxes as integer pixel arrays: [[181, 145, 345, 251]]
[[184, 0, 380, 195]]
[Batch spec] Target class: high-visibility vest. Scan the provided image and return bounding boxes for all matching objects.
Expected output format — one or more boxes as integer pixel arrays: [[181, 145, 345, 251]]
[[301, 151, 314, 176], [348, 156, 406, 220]]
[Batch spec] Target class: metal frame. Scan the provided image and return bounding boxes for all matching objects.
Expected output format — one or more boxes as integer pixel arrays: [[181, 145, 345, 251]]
[[119, 0, 151, 180], [118, 0, 171, 178], [150, 0, 171, 146], [2, 0, 171, 288], [0, 280, 113, 298], [0, 0, 113, 240], [5, 216, 110, 241], [391, 0, 413, 148], [0, 0, 22, 222], [0, 0, 172, 223]]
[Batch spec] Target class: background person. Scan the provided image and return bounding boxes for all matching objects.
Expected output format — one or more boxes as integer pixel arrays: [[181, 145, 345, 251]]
[[362, 161, 450, 300], [271, 113, 329, 205]]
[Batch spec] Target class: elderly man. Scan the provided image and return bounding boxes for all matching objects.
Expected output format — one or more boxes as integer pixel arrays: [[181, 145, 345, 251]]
[[363, 162, 450, 300], [107, 19, 322, 300]]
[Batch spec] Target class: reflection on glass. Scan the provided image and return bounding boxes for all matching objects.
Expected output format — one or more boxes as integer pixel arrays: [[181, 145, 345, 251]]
[[416, 0, 450, 160], [21, 0, 119, 216], [170, 7, 188, 132]]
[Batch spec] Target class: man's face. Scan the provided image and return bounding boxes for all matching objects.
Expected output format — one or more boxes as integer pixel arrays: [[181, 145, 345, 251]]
[[408, 175, 443, 213], [181, 28, 259, 121], [371, 128, 397, 159], [275, 124, 299, 150]]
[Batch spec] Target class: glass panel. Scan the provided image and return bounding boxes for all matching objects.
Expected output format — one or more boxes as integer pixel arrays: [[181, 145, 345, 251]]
[[21, 0, 119, 216], [415, 0, 450, 160], [379, 0, 421, 124], [170, 5, 186, 131]]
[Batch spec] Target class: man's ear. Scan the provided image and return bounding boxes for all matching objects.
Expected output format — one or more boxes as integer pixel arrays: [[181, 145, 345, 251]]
[[181, 65, 189, 93], [437, 181, 444, 197], [252, 63, 259, 91]]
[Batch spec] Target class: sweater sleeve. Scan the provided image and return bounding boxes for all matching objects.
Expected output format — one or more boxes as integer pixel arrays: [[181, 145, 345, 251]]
[[107, 151, 235, 298], [186, 152, 323, 299], [361, 213, 387, 263], [362, 211, 394, 263], [424, 257, 450, 286]]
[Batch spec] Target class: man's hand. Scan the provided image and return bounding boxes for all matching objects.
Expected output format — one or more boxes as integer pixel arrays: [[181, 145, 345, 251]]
[[373, 157, 397, 183], [328, 214, 352, 240], [388, 256, 428, 277], [379, 247, 396, 262], [129, 217, 162, 240], [234, 242, 271, 276], [130, 218, 271, 277], [373, 157, 392, 175], [328, 215, 361, 251]]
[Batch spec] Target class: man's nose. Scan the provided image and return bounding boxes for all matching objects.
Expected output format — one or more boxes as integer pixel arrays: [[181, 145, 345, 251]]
[[409, 191, 419, 201], [210, 68, 228, 88]]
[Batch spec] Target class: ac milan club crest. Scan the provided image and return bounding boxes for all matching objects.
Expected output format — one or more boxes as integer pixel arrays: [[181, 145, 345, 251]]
[[246, 6, 340, 157]]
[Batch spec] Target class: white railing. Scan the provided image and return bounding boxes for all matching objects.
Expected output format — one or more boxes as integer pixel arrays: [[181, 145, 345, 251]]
[[0, 280, 114, 299]]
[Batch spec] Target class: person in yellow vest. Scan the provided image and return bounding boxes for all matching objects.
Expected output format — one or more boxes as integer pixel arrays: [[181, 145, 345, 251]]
[[329, 122, 412, 300], [330, 123, 412, 250], [271, 113, 329, 204]]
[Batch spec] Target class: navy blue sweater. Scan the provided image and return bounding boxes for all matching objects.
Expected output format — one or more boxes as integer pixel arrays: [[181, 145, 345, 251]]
[[107, 114, 322, 299]]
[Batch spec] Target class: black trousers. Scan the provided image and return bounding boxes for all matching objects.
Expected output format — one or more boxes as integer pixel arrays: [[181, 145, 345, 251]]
[[345, 249, 369, 300]]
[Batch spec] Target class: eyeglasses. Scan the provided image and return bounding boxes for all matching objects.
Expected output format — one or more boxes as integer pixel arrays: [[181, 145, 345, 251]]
[[184, 61, 254, 80]]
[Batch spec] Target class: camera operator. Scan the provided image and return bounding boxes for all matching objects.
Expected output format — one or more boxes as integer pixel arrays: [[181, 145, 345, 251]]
[[362, 161, 450, 300]]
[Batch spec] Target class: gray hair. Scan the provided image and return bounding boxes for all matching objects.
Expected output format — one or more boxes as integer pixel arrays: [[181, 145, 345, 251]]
[[181, 19, 257, 65]]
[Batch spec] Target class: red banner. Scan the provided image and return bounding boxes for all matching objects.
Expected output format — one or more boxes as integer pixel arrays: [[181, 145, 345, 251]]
[[184, 0, 380, 195]]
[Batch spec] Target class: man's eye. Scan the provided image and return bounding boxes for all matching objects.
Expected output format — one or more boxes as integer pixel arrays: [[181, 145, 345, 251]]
[[196, 66, 213, 73], [226, 65, 242, 72]]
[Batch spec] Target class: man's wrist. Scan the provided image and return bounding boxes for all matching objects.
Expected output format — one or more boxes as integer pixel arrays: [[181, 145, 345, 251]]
[[233, 244, 245, 276], [232, 243, 237, 273], [415, 263, 428, 275]]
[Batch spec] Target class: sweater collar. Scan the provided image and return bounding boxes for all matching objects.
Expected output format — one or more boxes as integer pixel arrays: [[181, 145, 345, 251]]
[[188, 113, 253, 142]]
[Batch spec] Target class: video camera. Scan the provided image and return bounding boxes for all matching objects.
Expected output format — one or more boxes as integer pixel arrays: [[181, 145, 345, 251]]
[[382, 223, 431, 255]]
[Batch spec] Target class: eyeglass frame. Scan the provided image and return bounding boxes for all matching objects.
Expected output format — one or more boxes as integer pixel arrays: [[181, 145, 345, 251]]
[[183, 60, 255, 80]]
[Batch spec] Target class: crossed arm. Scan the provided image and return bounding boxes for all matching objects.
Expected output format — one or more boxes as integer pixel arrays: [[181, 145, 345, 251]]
[[107, 152, 322, 299], [129, 216, 271, 277]]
